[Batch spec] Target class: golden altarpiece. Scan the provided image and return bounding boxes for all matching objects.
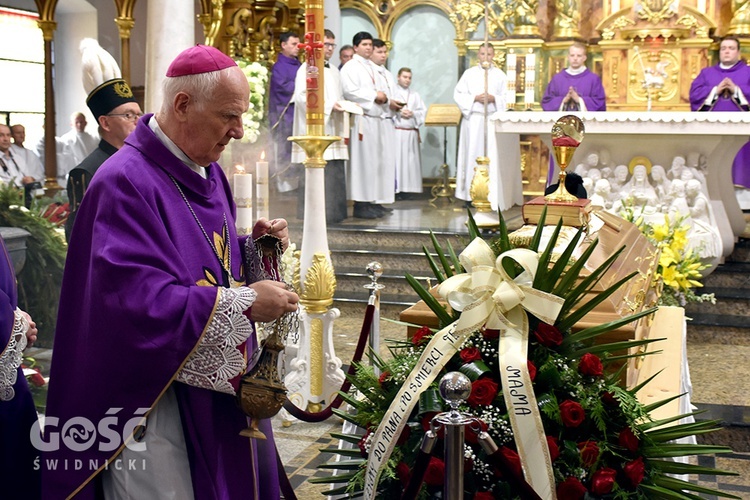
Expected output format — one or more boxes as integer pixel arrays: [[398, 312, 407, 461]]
[[192, 0, 748, 198]]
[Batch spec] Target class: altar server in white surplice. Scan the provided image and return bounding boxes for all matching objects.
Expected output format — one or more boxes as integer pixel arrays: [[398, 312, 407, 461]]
[[392, 67, 426, 195], [340, 31, 390, 219], [371, 39, 401, 210], [291, 29, 349, 224], [453, 43, 507, 204]]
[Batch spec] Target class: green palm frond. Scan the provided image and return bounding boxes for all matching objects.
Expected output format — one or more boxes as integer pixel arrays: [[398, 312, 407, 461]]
[[404, 273, 453, 326]]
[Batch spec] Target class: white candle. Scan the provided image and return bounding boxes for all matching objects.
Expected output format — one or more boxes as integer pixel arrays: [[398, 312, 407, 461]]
[[256, 154, 269, 220], [234, 167, 255, 235], [234, 170, 254, 207]]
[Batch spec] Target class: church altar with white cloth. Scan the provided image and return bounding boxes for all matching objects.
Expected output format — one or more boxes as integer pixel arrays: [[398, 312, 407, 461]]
[[490, 111, 750, 261]]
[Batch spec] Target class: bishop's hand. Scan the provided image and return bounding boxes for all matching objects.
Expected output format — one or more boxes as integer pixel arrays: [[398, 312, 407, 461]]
[[244, 280, 299, 323]]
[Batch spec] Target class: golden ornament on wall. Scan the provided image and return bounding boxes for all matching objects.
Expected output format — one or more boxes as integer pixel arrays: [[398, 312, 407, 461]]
[[628, 48, 679, 103]]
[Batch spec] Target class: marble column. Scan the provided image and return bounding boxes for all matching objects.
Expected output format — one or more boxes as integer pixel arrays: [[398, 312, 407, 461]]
[[145, 0, 195, 113]]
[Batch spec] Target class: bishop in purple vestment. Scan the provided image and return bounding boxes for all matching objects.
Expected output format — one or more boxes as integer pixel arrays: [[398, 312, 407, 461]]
[[0, 237, 40, 499], [542, 43, 606, 112], [43, 45, 299, 499], [269, 33, 301, 189]]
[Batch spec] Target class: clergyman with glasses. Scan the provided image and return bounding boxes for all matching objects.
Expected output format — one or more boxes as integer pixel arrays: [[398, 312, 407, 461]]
[[65, 77, 142, 241]]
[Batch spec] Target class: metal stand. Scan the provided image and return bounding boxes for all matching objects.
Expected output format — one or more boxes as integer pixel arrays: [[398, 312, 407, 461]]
[[363, 262, 385, 376], [430, 126, 454, 206]]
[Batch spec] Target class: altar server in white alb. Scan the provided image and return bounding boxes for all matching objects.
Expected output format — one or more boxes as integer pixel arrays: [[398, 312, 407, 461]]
[[392, 67, 426, 195], [371, 39, 401, 211], [291, 29, 349, 224], [453, 43, 507, 204], [340, 31, 390, 219]]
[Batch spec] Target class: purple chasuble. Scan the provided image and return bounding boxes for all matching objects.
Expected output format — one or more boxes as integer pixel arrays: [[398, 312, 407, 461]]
[[269, 54, 301, 168], [689, 62, 750, 111], [541, 68, 607, 112], [43, 115, 280, 499], [1, 238, 40, 499], [690, 63, 750, 187]]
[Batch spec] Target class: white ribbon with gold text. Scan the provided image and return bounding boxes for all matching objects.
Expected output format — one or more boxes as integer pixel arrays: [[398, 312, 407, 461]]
[[363, 238, 563, 500]]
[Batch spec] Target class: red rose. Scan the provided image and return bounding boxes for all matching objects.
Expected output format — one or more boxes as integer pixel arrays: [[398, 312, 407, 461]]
[[623, 456, 646, 486], [412, 326, 433, 345], [500, 447, 523, 478], [557, 476, 587, 500], [423, 457, 445, 486], [464, 456, 474, 472], [533, 322, 563, 347], [618, 427, 640, 452], [547, 436, 560, 462], [396, 461, 411, 487], [420, 412, 444, 438], [528, 360, 537, 382], [467, 377, 499, 407], [482, 327, 500, 339], [474, 492, 495, 500], [578, 353, 603, 377], [396, 425, 411, 445], [559, 400, 585, 428], [601, 391, 619, 407], [577, 440, 600, 467], [378, 371, 390, 386], [460, 346, 482, 363], [465, 419, 488, 444], [590, 467, 617, 495]]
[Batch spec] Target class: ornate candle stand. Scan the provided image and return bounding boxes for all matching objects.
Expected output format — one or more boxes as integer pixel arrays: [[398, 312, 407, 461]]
[[282, 0, 345, 422]]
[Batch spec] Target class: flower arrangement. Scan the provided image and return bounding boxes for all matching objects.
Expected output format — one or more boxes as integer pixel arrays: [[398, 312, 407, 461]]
[[619, 205, 715, 307], [22, 356, 48, 412], [236, 58, 269, 144], [314, 213, 737, 499], [0, 185, 66, 346]]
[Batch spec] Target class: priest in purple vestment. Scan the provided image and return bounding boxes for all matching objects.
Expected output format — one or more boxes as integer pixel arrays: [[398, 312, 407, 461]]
[[43, 45, 299, 499], [269, 32, 301, 191], [690, 36, 750, 188], [1, 236, 40, 499], [542, 42, 607, 112], [690, 36, 750, 112]]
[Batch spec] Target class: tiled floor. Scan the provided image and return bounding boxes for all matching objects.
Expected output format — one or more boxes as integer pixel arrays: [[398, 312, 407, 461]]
[[268, 191, 750, 498]]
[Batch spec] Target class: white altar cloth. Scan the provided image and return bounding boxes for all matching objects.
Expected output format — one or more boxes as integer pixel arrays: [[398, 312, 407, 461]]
[[491, 111, 750, 260]]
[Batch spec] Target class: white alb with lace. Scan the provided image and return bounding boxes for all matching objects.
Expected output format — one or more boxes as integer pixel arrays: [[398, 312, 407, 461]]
[[0, 309, 29, 401], [176, 287, 256, 395]]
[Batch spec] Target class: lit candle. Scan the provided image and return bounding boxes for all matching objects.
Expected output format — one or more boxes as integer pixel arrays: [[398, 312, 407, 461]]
[[234, 165, 254, 235], [256, 152, 269, 220]]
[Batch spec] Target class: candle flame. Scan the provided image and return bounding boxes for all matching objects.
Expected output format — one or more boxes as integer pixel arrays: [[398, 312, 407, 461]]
[[260, 151, 266, 160], [235, 164, 245, 174]]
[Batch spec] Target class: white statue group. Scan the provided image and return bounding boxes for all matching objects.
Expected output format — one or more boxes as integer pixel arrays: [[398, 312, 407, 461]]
[[574, 150, 721, 260]]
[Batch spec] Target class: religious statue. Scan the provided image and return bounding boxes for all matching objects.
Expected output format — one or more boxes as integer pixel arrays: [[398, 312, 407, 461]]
[[590, 179, 612, 208], [650, 164, 672, 203], [684, 179, 722, 259], [514, 0, 539, 31], [610, 164, 630, 191], [553, 0, 581, 37], [729, 0, 750, 36], [624, 164, 659, 209]]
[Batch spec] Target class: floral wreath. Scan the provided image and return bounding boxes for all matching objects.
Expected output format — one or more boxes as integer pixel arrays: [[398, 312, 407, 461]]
[[313, 211, 737, 499]]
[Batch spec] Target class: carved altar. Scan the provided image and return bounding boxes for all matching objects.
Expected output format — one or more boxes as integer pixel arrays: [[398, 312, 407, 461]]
[[492, 111, 750, 265]]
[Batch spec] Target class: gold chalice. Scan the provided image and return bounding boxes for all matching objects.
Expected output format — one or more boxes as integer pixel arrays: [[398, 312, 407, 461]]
[[546, 115, 585, 203]]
